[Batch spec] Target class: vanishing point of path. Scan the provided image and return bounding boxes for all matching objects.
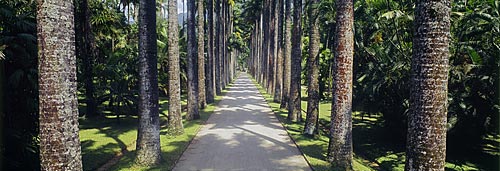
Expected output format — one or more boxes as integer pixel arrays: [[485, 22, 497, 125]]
[[173, 73, 311, 171]]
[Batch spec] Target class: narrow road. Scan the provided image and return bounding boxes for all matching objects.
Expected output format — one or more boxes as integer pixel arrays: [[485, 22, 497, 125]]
[[173, 73, 311, 171]]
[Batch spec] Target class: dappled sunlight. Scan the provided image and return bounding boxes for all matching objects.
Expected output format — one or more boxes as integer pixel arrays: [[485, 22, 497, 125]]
[[173, 73, 311, 170]]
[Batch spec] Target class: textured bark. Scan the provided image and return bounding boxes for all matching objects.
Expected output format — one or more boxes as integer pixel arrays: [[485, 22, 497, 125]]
[[280, 0, 292, 109], [187, 0, 200, 120], [75, 0, 98, 118], [304, 0, 320, 136], [206, 0, 215, 103], [37, 0, 83, 170], [268, 0, 277, 96], [405, 0, 450, 170], [326, 0, 354, 169], [261, 0, 269, 90], [135, 0, 162, 165], [288, 0, 302, 122], [167, 0, 184, 135], [220, 1, 226, 90], [274, 0, 284, 103], [215, 0, 222, 95], [197, 0, 206, 109]]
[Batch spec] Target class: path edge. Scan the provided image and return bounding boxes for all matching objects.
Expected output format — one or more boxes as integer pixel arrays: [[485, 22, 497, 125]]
[[170, 72, 241, 170], [248, 74, 315, 171]]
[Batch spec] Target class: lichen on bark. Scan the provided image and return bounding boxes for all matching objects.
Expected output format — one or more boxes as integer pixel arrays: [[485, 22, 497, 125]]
[[37, 0, 83, 170], [327, 0, 354, 169], [405, 0, 450, 170]]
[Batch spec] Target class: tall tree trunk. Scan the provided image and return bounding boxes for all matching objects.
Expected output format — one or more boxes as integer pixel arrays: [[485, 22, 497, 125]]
[[304, 0, 320, 136], [221, 1, 227, 89], [37, 0, 83, 169], [274, 0, 284, 103], [206, 0, 215, 104], [261, 0, 269, 90], [280, 0, 292, 109], [327, 0, 354, 169], [197, 0, 206, 109], [135, 0, 162, 165], [75, 0, 98, 118], [268, 0, 276, 95], [288, 0, 302, 122], [167, 0, 184, 135], [187, 0, 200, 120], [215, 0, 222, 95], [405, 0, 450, 170]]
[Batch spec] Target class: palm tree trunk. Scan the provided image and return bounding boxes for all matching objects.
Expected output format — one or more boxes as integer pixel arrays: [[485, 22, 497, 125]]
[[268, 0, 277, 96], [187, 0, 200, 120], [167, 0, 184, 135], [327, 0, 354, 169], [197, 0, 206, 109], [288, 0, 302, 122], [215, 0, 222, 95], [405, 0, 450, 170], [274, 0, 284, 103], [76, 0, 98, 118], [37, 0, 83, 169], [135, 0, 162, 165], [280, 0, 292, 109], [206, 0, 215, 103], [304, 0, 320, 136]]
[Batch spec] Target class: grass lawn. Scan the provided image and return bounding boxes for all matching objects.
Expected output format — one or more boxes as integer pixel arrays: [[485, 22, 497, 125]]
[[251, 78, 499, 171], [79, 89, 228, 171]]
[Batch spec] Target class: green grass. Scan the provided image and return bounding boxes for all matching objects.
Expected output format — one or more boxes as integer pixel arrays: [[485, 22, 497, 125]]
[[250, 78, 499, 171], [251, 80, 374, 171], [80, 88, 229, 171]]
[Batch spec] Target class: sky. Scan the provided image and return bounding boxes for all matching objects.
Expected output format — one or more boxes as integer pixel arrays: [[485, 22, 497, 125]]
[[177, 0, 186, 14]]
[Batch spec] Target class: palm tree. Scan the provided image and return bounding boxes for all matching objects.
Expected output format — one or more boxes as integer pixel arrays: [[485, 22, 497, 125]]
[[326, 0, 354, 169], [75, 0, 98, 118], [186, 0, 200, 120], [167, 0, 184, 134], [280, 0, 292, 109], [206, 0, 215, 104], [215, 0, 222, 95], [304, 0, 320, 136], [267, 0, 276, 95], [274, 0, 284, 103], [135, 0, 162, 165], [288, 0, 302, 122], [37, 0, 83, 169], [197, 0, 206, 109], [405, 0, 450, 170]]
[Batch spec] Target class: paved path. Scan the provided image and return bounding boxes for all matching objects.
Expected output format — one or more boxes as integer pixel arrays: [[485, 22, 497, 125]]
[[173, 73, 311, 171]]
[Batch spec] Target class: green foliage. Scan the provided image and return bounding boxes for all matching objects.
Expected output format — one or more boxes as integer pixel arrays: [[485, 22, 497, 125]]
[[0, 1, 39, 170]]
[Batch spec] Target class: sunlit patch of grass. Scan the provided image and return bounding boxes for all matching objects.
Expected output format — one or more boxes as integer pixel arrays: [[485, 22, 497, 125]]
[[80, 92, 226, 171], [250, 78, 374, 171], [105, 83, 229, 170]]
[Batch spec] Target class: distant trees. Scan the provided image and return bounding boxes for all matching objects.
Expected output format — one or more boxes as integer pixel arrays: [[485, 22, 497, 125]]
[[135, 0, 162, 165], [405, 0, 450, 170], [75, 0, 98, 118], [37, 0, 83, 170]]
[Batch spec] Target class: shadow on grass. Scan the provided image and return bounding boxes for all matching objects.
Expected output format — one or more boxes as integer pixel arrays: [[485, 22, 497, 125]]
[[80, 116, 139, 171]]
